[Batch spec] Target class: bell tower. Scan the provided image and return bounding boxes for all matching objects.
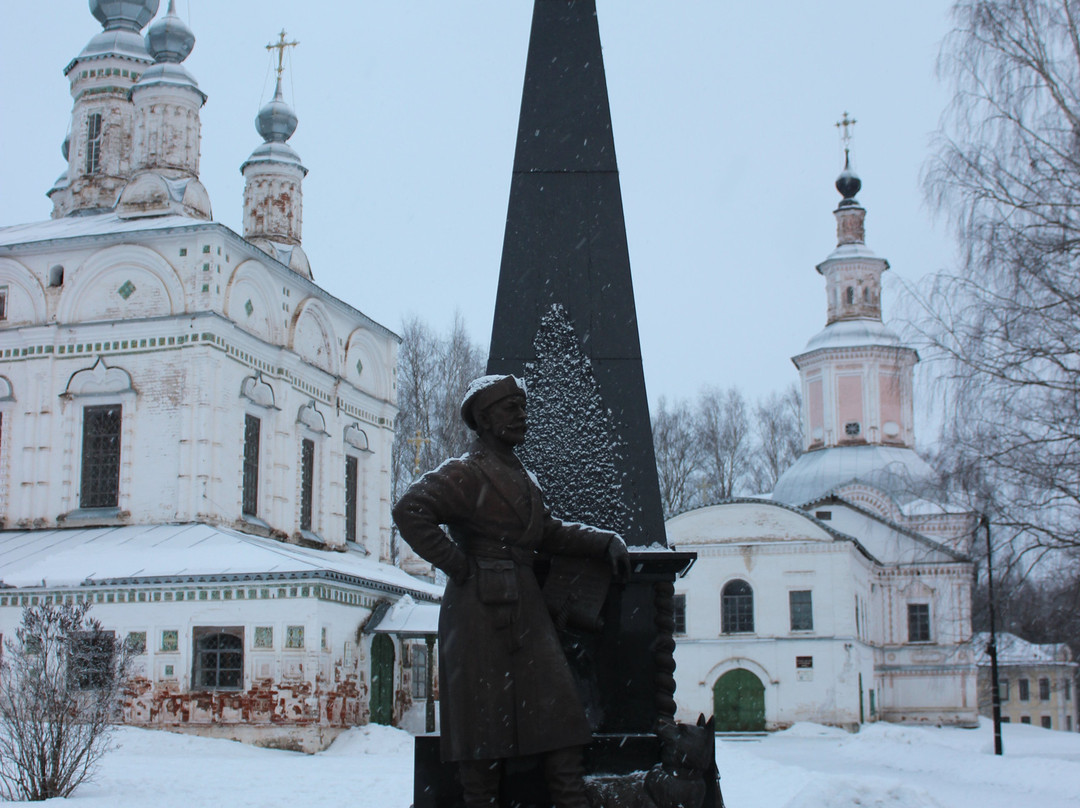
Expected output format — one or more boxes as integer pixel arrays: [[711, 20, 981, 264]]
[[241, 31, 311, 279], [791, 116, 918, 453], [50, 0, 159, 217]]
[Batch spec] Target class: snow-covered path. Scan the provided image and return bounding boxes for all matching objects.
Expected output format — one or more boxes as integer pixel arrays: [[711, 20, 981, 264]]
[[11, 718, 1080, 807], [719, 722, 1080, 808]]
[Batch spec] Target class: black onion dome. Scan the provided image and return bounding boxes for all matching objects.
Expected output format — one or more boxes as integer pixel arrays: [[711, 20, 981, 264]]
[[836, 151, 862, 201]]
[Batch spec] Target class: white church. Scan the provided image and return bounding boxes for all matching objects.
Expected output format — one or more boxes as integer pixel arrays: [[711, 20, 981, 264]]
[[668, 155, 980, 731], [0, 0, 437, 751]]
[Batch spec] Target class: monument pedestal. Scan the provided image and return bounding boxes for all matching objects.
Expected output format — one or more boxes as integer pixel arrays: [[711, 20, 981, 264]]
[[411, 551, 715, 808]]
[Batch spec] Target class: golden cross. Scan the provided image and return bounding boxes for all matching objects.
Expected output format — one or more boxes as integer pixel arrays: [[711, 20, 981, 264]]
[[835, 111, 857, 148], [266, 29, 299, 80], [406, 430, 431, 476]]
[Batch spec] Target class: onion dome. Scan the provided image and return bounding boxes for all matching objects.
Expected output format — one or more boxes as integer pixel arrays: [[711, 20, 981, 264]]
[[835, 149, 862, 206], [145, 0, 194, 63], [90, 0, 159, 32], [256, 77, 299, 143]]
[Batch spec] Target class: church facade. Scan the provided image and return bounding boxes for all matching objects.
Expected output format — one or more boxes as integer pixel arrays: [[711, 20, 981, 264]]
[[669, 153, 978, 731], [0, 0, 435, 751]]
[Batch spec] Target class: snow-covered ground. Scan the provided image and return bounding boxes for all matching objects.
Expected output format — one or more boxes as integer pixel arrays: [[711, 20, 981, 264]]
[[11, 719, 1080, 807]]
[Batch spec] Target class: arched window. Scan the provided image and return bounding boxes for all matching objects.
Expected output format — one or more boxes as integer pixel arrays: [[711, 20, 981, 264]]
[[845, 286, 855, 305], [721, 580, 754, 634]]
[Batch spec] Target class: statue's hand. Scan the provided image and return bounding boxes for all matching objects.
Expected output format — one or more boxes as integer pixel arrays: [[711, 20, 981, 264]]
[[607, 533, 631, 583]]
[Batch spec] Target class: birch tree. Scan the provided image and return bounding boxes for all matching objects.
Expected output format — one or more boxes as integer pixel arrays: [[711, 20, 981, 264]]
[[920, 0, 1080, 556]]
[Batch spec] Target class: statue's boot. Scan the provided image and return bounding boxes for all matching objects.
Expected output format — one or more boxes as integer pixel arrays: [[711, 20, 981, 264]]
[[458, 759, 502, 808], [544, 746, 591, 808]]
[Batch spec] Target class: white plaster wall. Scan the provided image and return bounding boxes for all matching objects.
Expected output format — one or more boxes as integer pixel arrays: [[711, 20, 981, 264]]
[[0, 225, 399, 554], [673, 535, 877, 728], [670, 502, 977, 729]]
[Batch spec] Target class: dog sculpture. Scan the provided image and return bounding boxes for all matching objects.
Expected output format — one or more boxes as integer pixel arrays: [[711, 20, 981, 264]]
[[584, 714, 724, 808]]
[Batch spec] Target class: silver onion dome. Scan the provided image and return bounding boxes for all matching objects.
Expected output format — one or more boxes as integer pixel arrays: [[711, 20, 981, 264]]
[[145, 0, 194, 63], [256, 78, 298, 143], [90, 0, 159, 32]]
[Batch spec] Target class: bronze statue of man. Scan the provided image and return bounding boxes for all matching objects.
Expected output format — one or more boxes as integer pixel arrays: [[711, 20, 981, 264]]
[[393, 374, 630, 808]]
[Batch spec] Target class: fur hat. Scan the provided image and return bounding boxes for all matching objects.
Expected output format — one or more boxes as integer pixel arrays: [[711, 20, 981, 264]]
[[460, 375, 526, 431]]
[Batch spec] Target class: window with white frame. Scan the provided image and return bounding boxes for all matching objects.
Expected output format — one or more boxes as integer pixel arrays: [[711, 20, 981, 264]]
[[906, 602, 930, 643], [673, 594, 686, 635], [789, 590, 813, 632], [721, 580, 754, 634], [85, 113, 103, 174]]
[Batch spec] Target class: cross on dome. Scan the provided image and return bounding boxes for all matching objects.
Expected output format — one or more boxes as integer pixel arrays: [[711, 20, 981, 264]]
[[835, 111, 857, 148], [266, 29, 299, 80]]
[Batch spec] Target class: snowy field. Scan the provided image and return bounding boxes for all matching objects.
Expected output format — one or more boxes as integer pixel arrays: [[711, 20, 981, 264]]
[[10, 719, 1080, 807]]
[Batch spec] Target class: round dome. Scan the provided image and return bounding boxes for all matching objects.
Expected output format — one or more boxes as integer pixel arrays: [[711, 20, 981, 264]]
[[77, 27, 153, 62], [836, 151, 862, 200], [241, 141, 307, 174], [836, 166, 861, 200], [256, 90, 298, 143], [134, 62, 202, 96], [145, 2, 194, 63], [771, 445, 936, 508], [90, 0, 159, 32]]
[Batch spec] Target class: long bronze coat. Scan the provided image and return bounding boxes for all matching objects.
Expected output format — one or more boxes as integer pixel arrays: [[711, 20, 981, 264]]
[[392, 441, 613, 762]]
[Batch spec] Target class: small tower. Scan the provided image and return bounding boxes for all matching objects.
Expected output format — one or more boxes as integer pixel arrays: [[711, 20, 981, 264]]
[[821, 149, 887, 324], [788, 129, 918, 455], [50, 0, 160, 217], [241, 31, 310, 278], [118, 0, 211, 219]]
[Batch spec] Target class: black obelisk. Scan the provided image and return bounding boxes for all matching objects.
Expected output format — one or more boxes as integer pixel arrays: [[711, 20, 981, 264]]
[[412, 5, 709, 806], [487, 0, 666, 550]]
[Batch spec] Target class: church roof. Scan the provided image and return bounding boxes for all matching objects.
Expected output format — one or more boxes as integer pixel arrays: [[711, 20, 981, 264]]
[[0, 212, 399, 343], [771, 444, 936, 509], [972, 632, 1076, 667], [0, 524, 441, 602], [0, 211, 208, 248], [363, 594, 440, 637], [666, 497, 880, 563], [797, 318, 907, 354]]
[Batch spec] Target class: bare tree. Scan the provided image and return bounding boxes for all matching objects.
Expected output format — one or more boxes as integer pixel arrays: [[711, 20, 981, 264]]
[[652, 397, 704, 517], [696, 387, 753, 501], [749, 384, 803, 495], [0, 602, 131, 801], [919, 0, 1080, 557], [392, 313, 485, 503]]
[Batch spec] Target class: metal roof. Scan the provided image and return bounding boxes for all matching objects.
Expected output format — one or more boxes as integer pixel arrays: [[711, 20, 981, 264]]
[[0, 523, 441, 602]]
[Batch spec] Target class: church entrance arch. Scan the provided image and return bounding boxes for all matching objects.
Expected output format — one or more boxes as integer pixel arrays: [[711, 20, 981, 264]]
[[713, 668, 765, 732], [370, 635, 395, 725]]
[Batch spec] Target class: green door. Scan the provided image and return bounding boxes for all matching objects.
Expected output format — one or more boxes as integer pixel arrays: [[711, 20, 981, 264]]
[[713, 668, 765, 732], [370, 635, 395, 725]]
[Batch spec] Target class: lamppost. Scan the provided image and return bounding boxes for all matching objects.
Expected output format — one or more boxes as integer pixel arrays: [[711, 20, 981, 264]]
[[982, 514, 1004, 756]]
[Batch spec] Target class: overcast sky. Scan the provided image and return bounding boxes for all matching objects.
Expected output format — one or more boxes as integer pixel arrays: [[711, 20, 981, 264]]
[[0, 0, 958, 414]]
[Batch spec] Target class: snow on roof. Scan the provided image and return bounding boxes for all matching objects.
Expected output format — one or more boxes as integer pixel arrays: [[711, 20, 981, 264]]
[[365, 594, 440, 636], [972, 632, 1076, 667], [798, 318, 905, 353], [771, 444, 936, 508], [0, 524, 442, 601], [816, 241, 882, 267], [0, 212, 212, 248], [0, 213, 400, 342], [666, 499, 841, 546]]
